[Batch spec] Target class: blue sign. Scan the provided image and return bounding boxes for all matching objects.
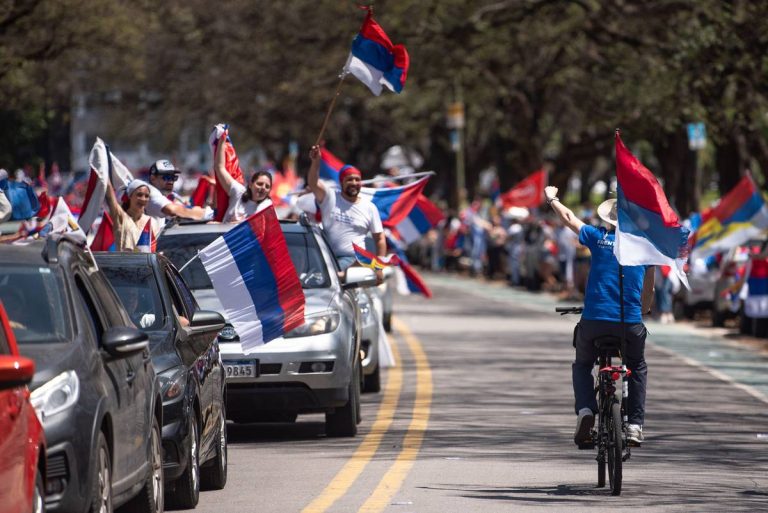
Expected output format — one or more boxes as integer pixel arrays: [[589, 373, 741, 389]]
[[687, 122, 707, 150]]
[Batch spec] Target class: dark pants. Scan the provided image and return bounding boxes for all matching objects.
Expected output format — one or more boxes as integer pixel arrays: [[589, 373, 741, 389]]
[[572, 319, 648, 425]]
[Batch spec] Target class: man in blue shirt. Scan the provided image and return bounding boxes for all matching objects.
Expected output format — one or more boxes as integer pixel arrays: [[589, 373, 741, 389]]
[[545, 186, 655, 446]]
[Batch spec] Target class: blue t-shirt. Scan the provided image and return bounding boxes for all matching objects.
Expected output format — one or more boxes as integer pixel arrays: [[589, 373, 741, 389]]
[[580, 225, 647, 323]]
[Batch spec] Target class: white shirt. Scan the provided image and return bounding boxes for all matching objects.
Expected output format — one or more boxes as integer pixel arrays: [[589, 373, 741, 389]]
[[319, 189, 383, 256], [145, 183, 172, 218], [224, 181, 272, 223]]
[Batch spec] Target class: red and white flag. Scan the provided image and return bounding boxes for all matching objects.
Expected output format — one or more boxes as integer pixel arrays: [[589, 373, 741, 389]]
[[499, 169, 547, 209], [209, 124, 244, 222]]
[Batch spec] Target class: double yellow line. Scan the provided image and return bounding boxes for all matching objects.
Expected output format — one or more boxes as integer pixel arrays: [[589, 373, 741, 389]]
[[302, 318, 432, 513]]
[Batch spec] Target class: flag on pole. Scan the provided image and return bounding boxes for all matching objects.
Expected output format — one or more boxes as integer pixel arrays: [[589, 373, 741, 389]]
[[499, 169, 547, 209], [344, 8, 409, 96], [386, 235, 432, 298], [199, 206, 305, 351], [613, 131, 690, 288], [360, 175, 430, 227], [691, 174, 768, 260], [209, 124, 245, 222], [395, 195, 445, 245], [83, 138, 136, 233]]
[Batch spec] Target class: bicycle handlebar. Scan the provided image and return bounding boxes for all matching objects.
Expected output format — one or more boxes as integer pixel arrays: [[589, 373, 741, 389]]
[[555, 306, 584, 315]]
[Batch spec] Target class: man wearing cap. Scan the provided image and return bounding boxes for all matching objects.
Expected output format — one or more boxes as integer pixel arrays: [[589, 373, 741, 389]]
[[145, 159, 208, 226], [307, 145, 386, 284], [545, 186, 655, 447]]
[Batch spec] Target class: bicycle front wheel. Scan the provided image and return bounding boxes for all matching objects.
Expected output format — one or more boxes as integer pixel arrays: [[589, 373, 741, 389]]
[[607, 399, 623, 495]]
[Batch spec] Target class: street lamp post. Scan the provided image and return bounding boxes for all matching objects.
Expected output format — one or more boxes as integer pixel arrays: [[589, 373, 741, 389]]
[[447, 84, 465, 209]]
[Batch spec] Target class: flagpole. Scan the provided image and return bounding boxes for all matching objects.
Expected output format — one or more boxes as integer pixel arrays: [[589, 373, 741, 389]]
[[314, 72, 348, 147]]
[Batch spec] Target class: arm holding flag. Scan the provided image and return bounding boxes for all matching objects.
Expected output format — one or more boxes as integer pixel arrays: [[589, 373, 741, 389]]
[[307, 145, 327, 204], [214, 132, 237, 194], [544, 186, 585, 234]]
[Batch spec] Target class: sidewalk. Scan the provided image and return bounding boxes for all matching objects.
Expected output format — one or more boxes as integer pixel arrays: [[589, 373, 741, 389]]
[[423, 272, 768, 404]]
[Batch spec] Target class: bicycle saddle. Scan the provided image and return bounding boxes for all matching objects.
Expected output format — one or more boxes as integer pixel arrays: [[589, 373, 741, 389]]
[[592, 336, 622, 356]]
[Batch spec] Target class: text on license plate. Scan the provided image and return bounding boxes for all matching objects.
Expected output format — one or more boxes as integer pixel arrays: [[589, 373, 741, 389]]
[[224, 360, 258, 378]]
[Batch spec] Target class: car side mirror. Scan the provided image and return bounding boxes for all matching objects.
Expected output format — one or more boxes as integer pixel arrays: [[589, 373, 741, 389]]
[[0, 355, 35, 391], [190, 310, 226, 331], [342, 267, 378, 289], [102, 327, 149, 358]]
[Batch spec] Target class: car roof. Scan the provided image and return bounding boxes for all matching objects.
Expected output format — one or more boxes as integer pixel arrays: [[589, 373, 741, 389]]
[[93, 251, 157, 267], [0, 240, 47, 266]]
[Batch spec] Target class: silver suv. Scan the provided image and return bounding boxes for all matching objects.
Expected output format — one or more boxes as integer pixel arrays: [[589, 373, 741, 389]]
[[157, 218, 372, 437]]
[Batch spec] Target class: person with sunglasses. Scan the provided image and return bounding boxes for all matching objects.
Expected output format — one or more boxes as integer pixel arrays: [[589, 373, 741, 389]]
[[145, 160, 209, 229]]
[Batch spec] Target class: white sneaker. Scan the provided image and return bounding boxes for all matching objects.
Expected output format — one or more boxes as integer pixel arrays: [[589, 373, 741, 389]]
[[574, 408, 594, 445], [627, 424, 643, 446]]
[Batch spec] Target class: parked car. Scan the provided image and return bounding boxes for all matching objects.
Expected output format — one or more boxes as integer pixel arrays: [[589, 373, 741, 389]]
[[681, 259, 718, 319], [157, 217, 375, 436], [96, 252, 227, 509], [0, 301, 45, 513], [0, 235, 164, 513]]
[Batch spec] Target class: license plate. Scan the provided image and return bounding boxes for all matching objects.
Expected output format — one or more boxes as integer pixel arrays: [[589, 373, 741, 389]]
[[224, 360, 258, 378]]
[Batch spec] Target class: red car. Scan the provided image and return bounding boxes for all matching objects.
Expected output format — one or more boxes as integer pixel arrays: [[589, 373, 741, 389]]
[[0, 301, 45, 513]]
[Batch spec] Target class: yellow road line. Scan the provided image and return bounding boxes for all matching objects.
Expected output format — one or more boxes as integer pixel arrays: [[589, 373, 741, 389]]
[[301, 337, 404, 513], [358, 318, 433, 513]]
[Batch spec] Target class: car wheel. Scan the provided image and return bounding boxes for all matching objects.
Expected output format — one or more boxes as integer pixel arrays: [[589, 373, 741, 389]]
[[712, 308, 726, 327], [88, 432, 112, 513], [382, 312, 392, 333], [33, 469, 45, 513], [363, 362, 381, 393], [121, 416, 163, 513], [201, 407, 228, 491], [166, 415, 199, 509], [325, 363, 360, 437]]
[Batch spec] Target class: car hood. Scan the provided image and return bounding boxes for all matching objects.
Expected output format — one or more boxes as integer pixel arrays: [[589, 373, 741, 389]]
[[19, 341, 87, 391], [192, 287, 338, 322]]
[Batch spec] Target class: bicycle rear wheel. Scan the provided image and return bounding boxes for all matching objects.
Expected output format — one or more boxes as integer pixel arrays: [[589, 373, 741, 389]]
[[607, 399, 623, 495]]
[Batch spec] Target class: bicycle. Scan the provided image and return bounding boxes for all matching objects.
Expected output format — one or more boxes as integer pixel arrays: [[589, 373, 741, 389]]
[[556, 306, 631, 496]]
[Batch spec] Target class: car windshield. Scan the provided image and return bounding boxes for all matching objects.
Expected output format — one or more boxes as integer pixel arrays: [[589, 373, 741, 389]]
[[100, 266, 165, 331], [0, 265, 72, 344], [158, 230, 330, 290]]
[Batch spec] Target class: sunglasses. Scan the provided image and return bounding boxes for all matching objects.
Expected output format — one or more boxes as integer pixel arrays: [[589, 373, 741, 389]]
[[160, 174, 179, 182]]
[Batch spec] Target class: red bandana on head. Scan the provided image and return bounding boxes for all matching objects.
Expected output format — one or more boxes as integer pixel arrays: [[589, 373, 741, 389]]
[[339, 165, 362, 182]]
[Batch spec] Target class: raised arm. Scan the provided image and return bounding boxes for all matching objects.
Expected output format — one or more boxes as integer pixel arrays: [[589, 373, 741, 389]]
[[544, 186, 584, 235], [213, 132, 235, 194], [104, 181, 121, 220], [307, 145, 326, 204]]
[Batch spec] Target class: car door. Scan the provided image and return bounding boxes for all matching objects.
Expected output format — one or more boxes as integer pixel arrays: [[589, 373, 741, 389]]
[[90, 268, 154, 483], [164, 263, 219, 453], [70, 270, 139, 494]]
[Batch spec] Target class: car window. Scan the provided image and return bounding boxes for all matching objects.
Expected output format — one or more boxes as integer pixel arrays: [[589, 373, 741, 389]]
[[0, 265, 72, 344], [165, 270, 191, 320], [74, 275, 106, 343], [167, 265, 199, 313], [159, 230, 330, 290], [158, 233, 221, 290], [100, 265, 165, 331]]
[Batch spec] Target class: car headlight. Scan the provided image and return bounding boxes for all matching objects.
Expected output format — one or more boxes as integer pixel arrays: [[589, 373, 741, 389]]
[[157, 367, 185, 400], [284, 310, 341, 338], [30, 370, 80, 423]]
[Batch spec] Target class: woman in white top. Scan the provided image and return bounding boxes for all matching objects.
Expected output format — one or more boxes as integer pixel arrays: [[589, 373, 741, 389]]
[[105, 179, 153, 252], [214, 132, 273, 222]]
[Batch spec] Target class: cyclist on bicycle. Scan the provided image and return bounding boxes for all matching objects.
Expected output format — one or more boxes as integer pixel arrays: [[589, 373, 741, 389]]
[[545, 186, 655, 447]]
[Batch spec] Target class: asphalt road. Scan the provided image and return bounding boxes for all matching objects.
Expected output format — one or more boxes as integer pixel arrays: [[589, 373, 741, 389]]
[[191, 274, 768, 513]]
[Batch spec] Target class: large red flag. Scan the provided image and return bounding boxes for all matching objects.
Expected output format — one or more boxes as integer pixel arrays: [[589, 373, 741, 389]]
[[499, 169, 547, 209], [209, 124, 244, 222]]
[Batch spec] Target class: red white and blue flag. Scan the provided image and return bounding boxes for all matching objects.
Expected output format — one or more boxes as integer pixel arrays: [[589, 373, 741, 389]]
[[613, 131, 690, 288], [360, 176, 429, 227], [319, 148, 346, 183], [199, 205, 305, 351], [395, 195, 445, 245], [352, 243, 399, 270], [345, 9, 409, 96], [90, 213, 117, 252], [745, 257, 768, 318], [136, 221, 155, 253], [209, 124, 245, 222], [386, 235, 432, 298]]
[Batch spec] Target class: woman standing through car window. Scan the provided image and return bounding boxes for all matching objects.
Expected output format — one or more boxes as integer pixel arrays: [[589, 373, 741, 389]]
[[214, 132, 273, 223], [104, 179, 152, 251]]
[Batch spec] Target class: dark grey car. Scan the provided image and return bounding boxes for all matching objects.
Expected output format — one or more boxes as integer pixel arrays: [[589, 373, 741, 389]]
[[0, 235, 164, 513]]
